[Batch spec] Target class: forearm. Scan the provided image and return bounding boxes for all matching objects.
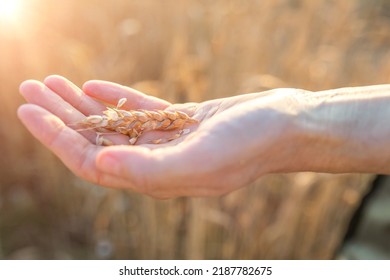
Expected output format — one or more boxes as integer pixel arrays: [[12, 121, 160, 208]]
[[289, 85, 390, 174]]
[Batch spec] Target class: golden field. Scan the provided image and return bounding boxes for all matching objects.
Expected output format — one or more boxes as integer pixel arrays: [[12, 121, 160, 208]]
[[0, 0, 389, 259]]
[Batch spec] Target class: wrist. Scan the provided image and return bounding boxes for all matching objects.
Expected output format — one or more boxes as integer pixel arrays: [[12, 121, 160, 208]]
[[285, 86, 390, 174]]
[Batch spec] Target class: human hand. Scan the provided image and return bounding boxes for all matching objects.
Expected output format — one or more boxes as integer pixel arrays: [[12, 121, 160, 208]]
[[18, 75, 301, 198]]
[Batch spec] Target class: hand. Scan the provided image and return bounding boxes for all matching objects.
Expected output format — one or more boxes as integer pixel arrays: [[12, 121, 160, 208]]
[[18, 75, 300, 198]]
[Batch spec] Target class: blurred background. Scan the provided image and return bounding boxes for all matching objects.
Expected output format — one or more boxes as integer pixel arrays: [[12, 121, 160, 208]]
[[0, 0, 389, 259]]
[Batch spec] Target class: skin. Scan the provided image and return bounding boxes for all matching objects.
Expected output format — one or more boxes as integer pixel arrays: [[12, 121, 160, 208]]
[[17, 75, 390, 198]]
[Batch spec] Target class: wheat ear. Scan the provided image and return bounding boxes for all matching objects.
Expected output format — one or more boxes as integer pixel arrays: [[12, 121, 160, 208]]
[[76, 98, 198, 145]]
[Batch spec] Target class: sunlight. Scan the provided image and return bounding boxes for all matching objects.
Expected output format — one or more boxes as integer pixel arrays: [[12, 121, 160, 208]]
[[0, 0, 24, 23]]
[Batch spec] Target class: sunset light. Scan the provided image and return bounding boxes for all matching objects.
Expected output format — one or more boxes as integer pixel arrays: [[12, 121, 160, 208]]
[[0, 0, 23, 23]]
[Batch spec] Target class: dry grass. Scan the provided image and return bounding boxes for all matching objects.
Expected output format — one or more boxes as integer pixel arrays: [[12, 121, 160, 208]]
[[0, 0, 389, 259]]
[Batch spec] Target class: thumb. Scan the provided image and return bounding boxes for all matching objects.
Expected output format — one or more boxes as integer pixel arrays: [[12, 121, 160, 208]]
[[96, 145, 193, 192], [96, 145, 151, 184]]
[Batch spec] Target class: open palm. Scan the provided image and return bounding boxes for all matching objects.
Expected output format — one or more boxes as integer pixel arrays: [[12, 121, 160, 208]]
[[18, 75, 295, 198]]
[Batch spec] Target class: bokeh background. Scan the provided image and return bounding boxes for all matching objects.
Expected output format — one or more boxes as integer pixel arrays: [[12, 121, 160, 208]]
[[0, 0, 389, 259]]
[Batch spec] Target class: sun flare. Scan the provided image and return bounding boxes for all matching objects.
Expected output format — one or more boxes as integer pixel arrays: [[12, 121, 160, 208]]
[[0, 0, 23, 23]]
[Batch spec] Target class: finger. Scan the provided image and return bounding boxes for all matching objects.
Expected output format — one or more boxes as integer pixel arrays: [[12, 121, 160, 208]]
[[20, 80, 130, 145], [44, 75, 107, 115], [18, 104, 138, 189], [95, 140, 216, 197], [20, 80, 85, 123], [82, 80, 170, 110], [43, 76, 134, 145], [17, 104, 99, 182], [95, 146, 174, 197], [19, 80, 99, 143]]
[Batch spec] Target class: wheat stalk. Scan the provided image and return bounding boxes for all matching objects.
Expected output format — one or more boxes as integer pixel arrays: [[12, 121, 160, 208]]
[[76, 98, 198, 145]]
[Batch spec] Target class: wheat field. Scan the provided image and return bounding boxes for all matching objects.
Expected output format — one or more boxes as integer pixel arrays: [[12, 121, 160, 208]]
[[0, 0, 389, 259]]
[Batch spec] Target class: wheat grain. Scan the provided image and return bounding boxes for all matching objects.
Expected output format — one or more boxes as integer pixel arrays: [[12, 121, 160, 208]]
[[76, 98, 198, 145]]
